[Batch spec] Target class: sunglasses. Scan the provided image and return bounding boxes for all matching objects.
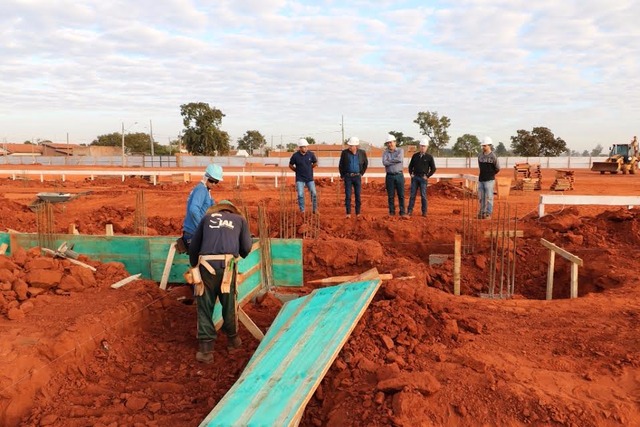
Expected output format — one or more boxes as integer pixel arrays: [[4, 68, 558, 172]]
[[207, 178, 219, 184]]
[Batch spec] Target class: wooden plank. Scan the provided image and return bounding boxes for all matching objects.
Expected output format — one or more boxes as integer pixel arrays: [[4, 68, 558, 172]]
[[237, 263, 261, 284], [238, 307, 265, 341], [538, 194, 640, 217], [570, 262, 579, 299], [0, 243, 7, 255], [111, 274, 142, 289], [546, 250, 556, 300], [201, 268, 381, 426], [159, 242, 177, 290], [308, 273, 393, 284], [105, 224, 114, 236], [540, 238, 583, 266], [483, 230, 524, 238], [454, 234, 461, 296], [41, 248, 97, 271]]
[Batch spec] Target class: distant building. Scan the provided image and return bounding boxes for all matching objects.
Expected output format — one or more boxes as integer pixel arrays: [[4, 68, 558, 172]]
[[0, 143, 43, 156]]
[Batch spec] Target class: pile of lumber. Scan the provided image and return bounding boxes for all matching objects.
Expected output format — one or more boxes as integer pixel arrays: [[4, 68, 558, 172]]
[[512, 163, 542, 191], [550, 169, 575, 191]]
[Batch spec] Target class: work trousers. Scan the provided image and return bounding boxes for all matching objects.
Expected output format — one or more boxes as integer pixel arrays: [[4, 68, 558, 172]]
[[196, 266, 237, 342], [295, 180, 318, 213], [385, 173, 405, 215], [344, 174, 362, 215], [408, 175, 428, 215], [478, 180, 495, 216]]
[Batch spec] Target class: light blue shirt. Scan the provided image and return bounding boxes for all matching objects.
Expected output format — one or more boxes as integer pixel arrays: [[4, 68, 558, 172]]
[[382, 148, 404, 174]]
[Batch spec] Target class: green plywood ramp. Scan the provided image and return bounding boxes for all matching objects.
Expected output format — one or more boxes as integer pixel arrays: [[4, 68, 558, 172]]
[[200, 269, 382, 427]]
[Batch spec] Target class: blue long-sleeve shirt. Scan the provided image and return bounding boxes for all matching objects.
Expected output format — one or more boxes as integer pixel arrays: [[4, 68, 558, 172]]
[[182, 182, 214, 236], [382, 148, 404, 174]]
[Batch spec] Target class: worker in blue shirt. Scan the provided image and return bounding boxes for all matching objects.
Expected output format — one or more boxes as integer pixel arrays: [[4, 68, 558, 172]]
[[289, 138, 318, 213], [179, 164, 223, 252]]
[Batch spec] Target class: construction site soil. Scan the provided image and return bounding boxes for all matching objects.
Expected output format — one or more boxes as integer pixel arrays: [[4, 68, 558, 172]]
[[0, 167, 639, 426]]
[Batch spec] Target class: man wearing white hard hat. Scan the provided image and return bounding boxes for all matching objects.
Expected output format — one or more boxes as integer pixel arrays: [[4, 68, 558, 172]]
[[338, 137, 368, 218], [408, 139, 437, 216], [478, 137, 500, 219], [289, 138, 318, 213], [382, 134, 406, 216]]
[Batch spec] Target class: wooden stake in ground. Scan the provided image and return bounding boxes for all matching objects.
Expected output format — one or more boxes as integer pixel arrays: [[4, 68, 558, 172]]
[[454, 234, 461, 295]]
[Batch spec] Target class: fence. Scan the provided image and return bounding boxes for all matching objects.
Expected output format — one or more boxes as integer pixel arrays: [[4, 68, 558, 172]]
[[0, 154, 609, 169]]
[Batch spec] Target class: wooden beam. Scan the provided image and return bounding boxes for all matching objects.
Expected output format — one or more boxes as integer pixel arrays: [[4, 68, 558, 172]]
[[570, 262, 579, 299], [159, 242, 177, 290], [238, 307, 265, 341], [540, 238, 583, 266], [237, 263, 261, 285], [546, 250, 556, 300], [105, 224, 114, 236], [111, 274, 142, 289], [0, 243, 7, 255], [308, 273, 393, 284]]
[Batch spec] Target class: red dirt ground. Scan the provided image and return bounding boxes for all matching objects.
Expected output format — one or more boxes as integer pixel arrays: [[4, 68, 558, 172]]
[[0, 166, 639, 426]]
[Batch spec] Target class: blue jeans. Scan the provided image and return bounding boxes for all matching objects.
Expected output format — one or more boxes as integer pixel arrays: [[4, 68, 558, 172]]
[[344, 174, 362, 215], [408, 176, 427, 215], [478, 180, 495, 216], [295, 180, 317, 213], [385, 173, 405, 215]]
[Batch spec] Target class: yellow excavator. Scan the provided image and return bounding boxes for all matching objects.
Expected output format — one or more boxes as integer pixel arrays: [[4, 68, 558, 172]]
[[591, 143, 639, 174]]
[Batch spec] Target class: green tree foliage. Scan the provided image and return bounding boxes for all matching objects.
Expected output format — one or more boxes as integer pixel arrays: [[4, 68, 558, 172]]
[[452, 134, 480, 158], [237, 130, 267, 155], [180, 102, 230, 155], [494, 142, 508, 156], [590, 144, 604, 156], [413, 111, 450, 155], [286, 143, 297, 152], [303, 136, 316, 145], [91, 132, 153, 154], [388, 131, 417, 147], [510, 127, 567, 157]]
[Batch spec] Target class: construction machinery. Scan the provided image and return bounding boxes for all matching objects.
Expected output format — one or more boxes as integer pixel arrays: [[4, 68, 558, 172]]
[[591, 144, 639, 174]]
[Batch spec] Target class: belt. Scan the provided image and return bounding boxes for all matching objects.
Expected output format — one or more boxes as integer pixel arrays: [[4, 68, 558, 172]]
[[346, 173, 360, 176], [386, 172, 403, 175]]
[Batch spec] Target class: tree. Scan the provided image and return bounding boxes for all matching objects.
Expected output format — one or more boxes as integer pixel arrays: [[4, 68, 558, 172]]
[[452, 134, 480, 158], [494, 142, 508, 156], [237, 130, 267, 155], [388, 131, 417, 147], [285, 143, 297, 152], [91, 132, 153, 154], [581, 150, 589, 157], [413, 111, 450, 155], [590, 144, 604, 156], [303, 136, 316, 145], [510, 127, 567, 156], [180, 102, 230, 155]]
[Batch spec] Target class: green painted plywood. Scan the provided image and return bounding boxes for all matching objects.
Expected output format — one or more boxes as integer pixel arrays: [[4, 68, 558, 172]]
[[200, 275, 381, 426], [270, 238, 302, 287]]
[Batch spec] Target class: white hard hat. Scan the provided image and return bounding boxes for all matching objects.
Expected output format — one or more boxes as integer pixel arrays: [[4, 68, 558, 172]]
[[297, 138, 309, 147], [482, 136, 493, 146], [347, 137, 360, 146], [419, 139, 428, 146], [385, 134, 396, 143]]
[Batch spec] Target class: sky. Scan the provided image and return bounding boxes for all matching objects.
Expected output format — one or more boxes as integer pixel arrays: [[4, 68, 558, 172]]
[[1, 0, 639, 152]]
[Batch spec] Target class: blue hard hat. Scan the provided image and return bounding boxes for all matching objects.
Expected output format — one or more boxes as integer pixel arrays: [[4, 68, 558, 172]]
[[204, 164, 223, 181]]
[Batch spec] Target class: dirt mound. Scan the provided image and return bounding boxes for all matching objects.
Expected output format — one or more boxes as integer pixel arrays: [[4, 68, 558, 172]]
[[0, 195, 36, 232]]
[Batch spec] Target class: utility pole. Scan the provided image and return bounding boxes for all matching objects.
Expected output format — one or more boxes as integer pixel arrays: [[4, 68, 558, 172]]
[[149, 119, 154, 156], [121, 122, 125, 167]]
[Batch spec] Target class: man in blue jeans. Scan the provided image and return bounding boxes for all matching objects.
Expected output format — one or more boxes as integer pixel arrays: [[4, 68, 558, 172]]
[[408, 139, 437, 216], [338, 137, 368, 218], [382, 134, 405, 216], [289, 138, 318, 213], [478, 137, 500, 219]]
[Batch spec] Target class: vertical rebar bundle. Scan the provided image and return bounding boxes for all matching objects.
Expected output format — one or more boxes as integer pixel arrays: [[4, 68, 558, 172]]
[[278, 179, 298, 239], [461, 187, 480, 255], [257, 204, 274, 291], [134, 190, 147, 235], [35, 201, 54, 249], [485, 201, 519, 299]]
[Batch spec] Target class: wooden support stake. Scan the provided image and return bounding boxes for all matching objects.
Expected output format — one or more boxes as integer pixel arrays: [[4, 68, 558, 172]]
[[111, 273, 142, 289], [546, 250, 556, 300], [159, 242, 177, 291], [238, 307, 265, 341], [106, 224, 114, 236], [308, 273, 394, 285], [570, 262, 579, 299], [454, 234, 461, 296], [68, 224, 77, 235], [0, 243, 7, 255]]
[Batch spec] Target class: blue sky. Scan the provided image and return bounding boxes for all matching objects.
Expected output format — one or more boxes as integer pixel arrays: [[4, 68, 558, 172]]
[[1, 0, 639, 151]]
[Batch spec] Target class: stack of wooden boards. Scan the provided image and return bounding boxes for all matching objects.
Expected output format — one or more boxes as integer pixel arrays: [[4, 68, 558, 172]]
[[550, 169, 575, 191], [512, 163, 542, 191]]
